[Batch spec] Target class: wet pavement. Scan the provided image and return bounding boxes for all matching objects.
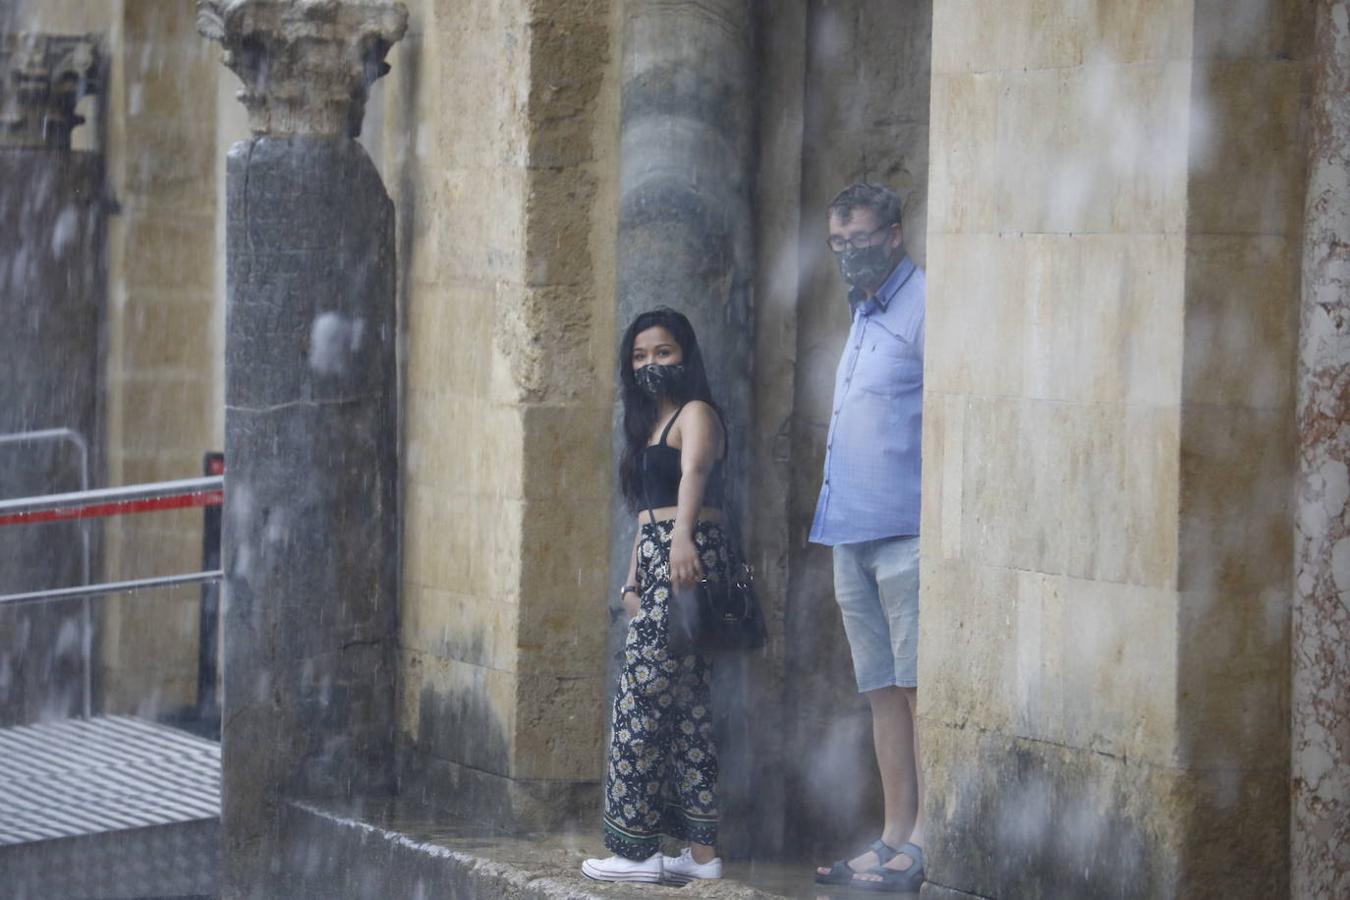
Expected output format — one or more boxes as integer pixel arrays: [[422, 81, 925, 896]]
[[372, 807, 917, 899]]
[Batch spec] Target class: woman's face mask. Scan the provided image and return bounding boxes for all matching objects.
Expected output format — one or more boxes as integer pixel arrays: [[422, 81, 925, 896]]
[[635, 362, 689, 399]]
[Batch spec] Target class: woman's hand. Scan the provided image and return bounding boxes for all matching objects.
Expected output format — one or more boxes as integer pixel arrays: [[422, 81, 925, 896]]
[[669, 532, 704, 592], [623, 589, 640, 619]]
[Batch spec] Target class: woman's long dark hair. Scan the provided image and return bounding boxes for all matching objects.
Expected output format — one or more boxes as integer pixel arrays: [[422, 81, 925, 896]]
[[618, 308, 717, 511]]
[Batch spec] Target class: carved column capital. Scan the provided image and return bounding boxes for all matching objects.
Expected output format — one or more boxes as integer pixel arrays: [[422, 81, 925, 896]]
[[0, 33, 100, 150], [198, 0, 407, 139]]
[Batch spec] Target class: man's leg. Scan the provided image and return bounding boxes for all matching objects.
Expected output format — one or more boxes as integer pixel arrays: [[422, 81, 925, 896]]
[[867, 685, 919, 851], [854, 685, 923, 879], [905, 687, 925, 850], [857, 535, 924, 882], [818, 540, 907, 877]]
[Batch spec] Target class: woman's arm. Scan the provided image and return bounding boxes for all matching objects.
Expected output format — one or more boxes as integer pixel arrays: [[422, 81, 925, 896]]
[[622, 527, 641, 618], [669, 401, 724, 591]]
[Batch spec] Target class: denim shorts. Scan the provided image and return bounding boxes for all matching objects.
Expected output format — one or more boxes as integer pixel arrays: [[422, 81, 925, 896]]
[[833, 535, 919, 692]]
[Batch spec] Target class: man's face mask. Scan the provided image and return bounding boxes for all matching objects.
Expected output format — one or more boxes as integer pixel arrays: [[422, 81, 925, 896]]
[[635, 362, 689, 398], [836, 241, 895, 292]]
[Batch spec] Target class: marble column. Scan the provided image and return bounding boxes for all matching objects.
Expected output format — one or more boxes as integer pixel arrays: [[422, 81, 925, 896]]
[[0, 32, 103, 725], [198, 2, 406, 895], [1293, 2, 1350, 896], [608, 0, 759, 856]]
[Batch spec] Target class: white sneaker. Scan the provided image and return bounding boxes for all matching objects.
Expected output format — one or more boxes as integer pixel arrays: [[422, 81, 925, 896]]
[[662, 847, 723, 884], [580, 851, 664, 883]]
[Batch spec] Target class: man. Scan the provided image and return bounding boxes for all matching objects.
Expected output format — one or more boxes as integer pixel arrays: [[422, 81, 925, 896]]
[[811, 183, 926, 893]]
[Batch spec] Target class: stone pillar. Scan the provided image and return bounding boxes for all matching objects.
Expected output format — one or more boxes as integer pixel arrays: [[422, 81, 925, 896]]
[[609, 0, 757, 854], [0, 32, 103, 725], [920, 1, 1306, 897], [198, 1, 406, 895], [1293, 2, 1350, 896]]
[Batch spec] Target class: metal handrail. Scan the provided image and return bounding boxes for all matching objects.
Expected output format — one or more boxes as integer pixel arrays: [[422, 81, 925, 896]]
[[0, 570, 224, 606], [0, 476, 223, 523], [0, 472, 226, 719]]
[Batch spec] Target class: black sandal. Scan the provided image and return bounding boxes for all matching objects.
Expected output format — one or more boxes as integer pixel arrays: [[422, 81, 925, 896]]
[[852, 842, 925, 893], [814, 839, 898, 885]]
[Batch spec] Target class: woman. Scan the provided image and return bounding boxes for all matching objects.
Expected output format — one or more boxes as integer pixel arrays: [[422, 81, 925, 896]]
[[581, 308, 729, 886]]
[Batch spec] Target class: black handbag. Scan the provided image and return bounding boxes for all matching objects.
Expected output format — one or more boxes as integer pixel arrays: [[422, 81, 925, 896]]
[[641, 436, 767, 656]]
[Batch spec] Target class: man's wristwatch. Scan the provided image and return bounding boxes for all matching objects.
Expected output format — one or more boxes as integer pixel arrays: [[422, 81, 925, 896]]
[[619, 584, 639, 603]]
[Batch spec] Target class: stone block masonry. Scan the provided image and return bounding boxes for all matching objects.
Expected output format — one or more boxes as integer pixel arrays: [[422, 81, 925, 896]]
[[385, 0, 619, 834], [920, 0, 1308, 896]]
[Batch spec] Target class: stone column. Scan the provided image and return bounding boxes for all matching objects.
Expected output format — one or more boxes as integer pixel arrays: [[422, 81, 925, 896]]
[[198, 2, 406, 895], [609, 0, 758, 854], [0, 33, 103, 725], [920, 1, 1306, 896], [1293, 2, 1350, 896]]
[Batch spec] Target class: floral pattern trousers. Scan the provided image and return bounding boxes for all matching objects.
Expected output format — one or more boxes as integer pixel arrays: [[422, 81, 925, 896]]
[[603, 518, 728, 860]]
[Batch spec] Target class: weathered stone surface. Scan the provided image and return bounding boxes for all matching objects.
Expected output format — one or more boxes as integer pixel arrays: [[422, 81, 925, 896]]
[[197, 0, 407, 137], [97, 0, 226, 721], [386, 0, 618, 837], [0, 32, 99, 149], [274, 800, 789, 899], [1293, 2, 1350, 896], [0, 148, 105, 725], [919, 720, 1288, 899], [221, 136, 399, 897], [742, 0, 807, 860], [394, 744, 599, 835], [922, 1, 1306, 896]]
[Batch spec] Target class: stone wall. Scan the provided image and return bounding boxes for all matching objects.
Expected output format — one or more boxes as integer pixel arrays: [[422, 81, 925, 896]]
[[744, 0, 809, 857], [97, 0, 225, 719], [766, 0, 933, 856], [920, 1, 1306, 896], [385, 0, 622, 830]]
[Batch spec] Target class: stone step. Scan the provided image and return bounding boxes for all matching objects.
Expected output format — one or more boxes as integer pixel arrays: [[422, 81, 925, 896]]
[[276, 800, 827, 899]]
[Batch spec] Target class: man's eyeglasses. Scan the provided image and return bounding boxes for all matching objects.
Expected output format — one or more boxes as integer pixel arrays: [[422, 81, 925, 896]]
[[827, 223, 897, 254]]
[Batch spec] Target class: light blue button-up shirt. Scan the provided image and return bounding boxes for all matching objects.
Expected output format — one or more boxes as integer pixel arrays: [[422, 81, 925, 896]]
[[809, 255, 925, 546]]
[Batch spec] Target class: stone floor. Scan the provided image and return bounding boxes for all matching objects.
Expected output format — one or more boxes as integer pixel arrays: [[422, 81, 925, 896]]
[[358, 807, 917, 899]]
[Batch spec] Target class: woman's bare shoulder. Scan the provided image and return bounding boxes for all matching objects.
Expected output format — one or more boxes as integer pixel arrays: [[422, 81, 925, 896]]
[[671, 401, 724, 452], [681, 400, 721, 422], [677, 401, 724, 433]]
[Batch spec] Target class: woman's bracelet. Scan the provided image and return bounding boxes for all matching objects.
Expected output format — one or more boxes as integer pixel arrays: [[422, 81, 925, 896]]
[[619, 584, 639, 602]]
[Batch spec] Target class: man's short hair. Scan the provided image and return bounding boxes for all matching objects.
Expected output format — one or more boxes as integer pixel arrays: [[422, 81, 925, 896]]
[[829, 183, 902, 229]]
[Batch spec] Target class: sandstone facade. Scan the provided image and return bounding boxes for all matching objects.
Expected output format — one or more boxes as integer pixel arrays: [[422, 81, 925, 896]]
[[920, 1, 1308, 895], [1, 0, 1343, 895], [381, 0, 621, 829]]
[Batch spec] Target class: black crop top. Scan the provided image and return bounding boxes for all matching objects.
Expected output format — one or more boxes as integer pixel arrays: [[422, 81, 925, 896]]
[[639, 403, 725, 510]]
